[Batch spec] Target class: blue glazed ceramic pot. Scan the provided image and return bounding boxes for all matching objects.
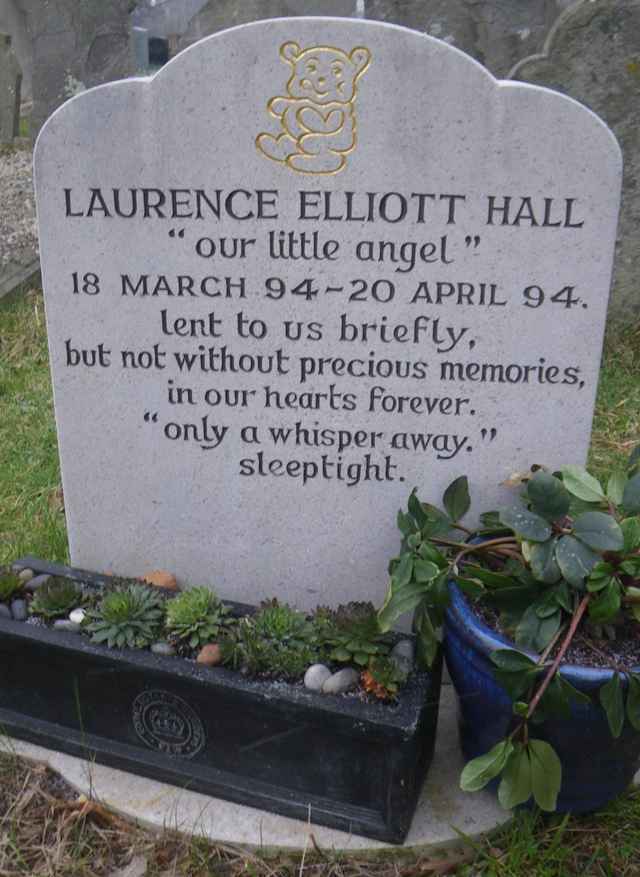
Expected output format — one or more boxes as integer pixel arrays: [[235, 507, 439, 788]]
[[444, 584, 640, 812]]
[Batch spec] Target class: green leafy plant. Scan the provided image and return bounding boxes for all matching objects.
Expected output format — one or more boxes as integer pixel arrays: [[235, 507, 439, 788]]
[[361, 655, 407, 701], [165, 586, 234, 650], [379, 447, 640, 811], [29, 577, 82, 619], [315, 602, 392, 666], [0, 568, 23, 602], [221, 601, 320, 680], [86, 583, 165, 649]]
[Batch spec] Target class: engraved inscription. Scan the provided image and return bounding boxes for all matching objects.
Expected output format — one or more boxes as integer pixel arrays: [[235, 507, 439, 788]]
[[256, 41, 371, 175], [132, 690, 205, 758]]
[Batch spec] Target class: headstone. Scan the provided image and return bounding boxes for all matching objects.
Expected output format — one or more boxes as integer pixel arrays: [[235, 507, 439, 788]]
[[34, 19, 621, 611], [16, 0, 134, 139], [512, 0, 640, 323], [179, 0, 575, 78], [0, 33, 21, 143], [132, 27, 150, 74]]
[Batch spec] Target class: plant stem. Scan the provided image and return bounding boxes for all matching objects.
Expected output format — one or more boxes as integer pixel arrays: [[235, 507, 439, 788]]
[[526, 594, 591, 720], [431, 536, 518, 552]]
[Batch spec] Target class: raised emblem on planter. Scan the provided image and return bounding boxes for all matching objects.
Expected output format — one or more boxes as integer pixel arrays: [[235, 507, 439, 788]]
[[132, 690, 205, 758]]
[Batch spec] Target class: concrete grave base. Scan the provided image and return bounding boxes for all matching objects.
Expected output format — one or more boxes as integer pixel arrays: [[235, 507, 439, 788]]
[[3, 686, 510, 852]]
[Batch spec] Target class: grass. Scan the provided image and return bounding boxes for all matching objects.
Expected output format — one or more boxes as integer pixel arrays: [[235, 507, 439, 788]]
[[0, 286, 639, 874]]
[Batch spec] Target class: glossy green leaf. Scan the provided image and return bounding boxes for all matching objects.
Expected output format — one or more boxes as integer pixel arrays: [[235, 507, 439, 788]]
[[622, 473, 640, 514], [418, 541, 447, 566], [561, 466, 606, 503], [397, 510, 415, 536], [394, 553, 414, 588], [413, 559, 439, 583], [460, 740, 514, 792], [420, 503, 453, 537], [528, 740, 562, 811], [408, 489, 428, 527], [515, 604, 561, 652], [626, 674, 640, 732], [529, 539, 562, 584], [378, 577, 428, 631], [442, 476, 471, 522], [587, 574, 613, 593], [621, 518, 640, 552], [573, 512, 624, 552], [500, 507, 552, 542], [412, 605, 440, 669], [498, 745, 532, 809], [454, 576, 485, 599], [588, 579, 621, 623], [527, 471, 571, 521], [461, 565, 518, 588], [490, 649, 538, 672], [555, 536, 599, 587], [600, 672, 625, 738], [607, 471, 627, 506]]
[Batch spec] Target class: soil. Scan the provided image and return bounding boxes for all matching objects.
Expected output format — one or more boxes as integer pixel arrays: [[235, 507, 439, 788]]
[[474, 601, 640, 671]]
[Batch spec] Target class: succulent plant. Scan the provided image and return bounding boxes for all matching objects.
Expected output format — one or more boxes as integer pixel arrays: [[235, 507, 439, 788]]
[[361, 656, 407, 701], [86, 583, 165, 649], [165, 586, 234, 650], [29, 577, 83, 619], [0, 567, 23, 603], [221, 601, 321, 680], [315, 602, 392, 666]]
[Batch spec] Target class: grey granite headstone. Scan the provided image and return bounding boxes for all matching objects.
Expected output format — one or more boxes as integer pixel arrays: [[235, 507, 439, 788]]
[[0, 33, 21, 143], [512, 0, 640, 323], [35, 19, 621, 610]]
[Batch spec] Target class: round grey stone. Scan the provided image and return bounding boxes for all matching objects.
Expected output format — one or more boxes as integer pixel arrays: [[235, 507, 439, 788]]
[[69, 608, 87, 624], [10, 599, 27, 621], [0, 604, 11, 619], [53, 619, 81, 634], [321, 667, 360, 695], [391, 639, 415, 675], [151, 641, 176, 657], [304, 663, 332, 692], [24, 574, 51, 592], [18, 568, 34, 583]]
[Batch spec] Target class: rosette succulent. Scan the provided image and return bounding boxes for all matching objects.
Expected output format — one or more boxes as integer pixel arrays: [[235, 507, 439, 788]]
[[86, 583, 165, 649], [30, 577, 82, 620], [165, 586, 234, 650], [0, 567, 23, 602]]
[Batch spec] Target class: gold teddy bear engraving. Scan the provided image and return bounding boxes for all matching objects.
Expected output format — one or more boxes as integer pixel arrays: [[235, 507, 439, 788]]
[[256, 41, 371, 176]]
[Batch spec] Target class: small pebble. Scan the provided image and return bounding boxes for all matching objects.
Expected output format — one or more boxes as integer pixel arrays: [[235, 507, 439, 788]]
[[25, 573, 51, 592], [18, 568, 34, 583], [0, 604, 12, 619], [142, 569, 178, 591], [391, 639, 415, 675], [321, 667, 359, 695], [304, 663, 332, 692], [53, 620, 81, 634], [151, 641, 176, 657], [10, 599, 27, 621], [69, 608, 86, 624], [197, 643, 222, 666]]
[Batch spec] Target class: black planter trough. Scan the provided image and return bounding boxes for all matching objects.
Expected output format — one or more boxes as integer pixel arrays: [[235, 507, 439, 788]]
[[2, 557, 442, 844]]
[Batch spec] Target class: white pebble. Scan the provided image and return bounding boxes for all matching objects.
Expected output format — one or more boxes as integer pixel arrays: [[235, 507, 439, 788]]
[[321, 667, 360, 695], [304, 663, 332, 692]]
